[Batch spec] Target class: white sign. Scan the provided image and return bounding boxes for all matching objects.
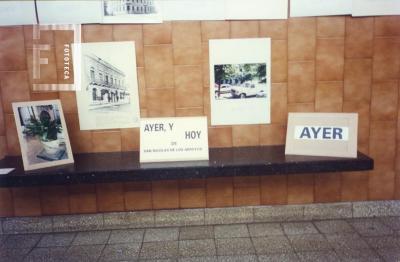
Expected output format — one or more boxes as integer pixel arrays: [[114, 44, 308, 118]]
[[140, 117, 209, 163], [285, 113, 358, 158], [0, 1, 37, 26], [37, 0, 103, 24], [226, 0, 288, 19], [162, 0, 225, 21], [290, 0, 352, 17], [209, 38, 271, 126], [352, 0, 400, 16]]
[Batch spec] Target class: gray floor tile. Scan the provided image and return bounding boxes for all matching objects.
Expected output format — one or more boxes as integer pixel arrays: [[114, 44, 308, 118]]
[[64, 244, 105, 262], [2, 234, 42, 249], [325, 233, 370, 250], [215, 238, 255, 256], [313, 220, 355, 234], [24, 247, 67, 262], [2, 217, 52, 234], [144, 228, 179, 242], [179, 257, 218, 262], [140, 241, 179, 259], [380, 216, 400, 230], [252, 236, 293, 254], [253, 205, 304, 222], [247, 223, 284, 237], [99, 242, 141, 261], [217, 255, 258, 262], [140, 259, 177, 262], [179, 239, 216, 257], [336, 248, 383, 262], [363, 236, 400, 249], [72, 230, 110, 245], [0, 248, 31, 262], [288, 234, 331, 252], [214, 224, 249, 238], [104, 211, 155, 229], [297, 251, 340, 262], [205, 207, 253, 225], [0, 234, 8, 246], [179, 226, 214, 240], [349, 218, 394, 237], [37, 232, 76, 247], [304, 203, 352, 220], [108, 228, 144, 244], [155, 209, 204, 227], [258, 253, 300, 262], [376, 247, 400, 262], [282, 222, 318, 235], [53, 214, 103, 232]]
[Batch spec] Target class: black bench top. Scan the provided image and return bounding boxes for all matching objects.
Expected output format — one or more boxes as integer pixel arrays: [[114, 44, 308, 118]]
[[0, 145, 373, 187]]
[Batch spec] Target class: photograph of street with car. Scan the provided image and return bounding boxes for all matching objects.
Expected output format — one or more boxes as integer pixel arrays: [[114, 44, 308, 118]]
[[214, 63, 267, 100]]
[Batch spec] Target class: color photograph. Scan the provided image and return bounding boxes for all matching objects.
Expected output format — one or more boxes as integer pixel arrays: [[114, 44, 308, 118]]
[[214, 63, 267, 100], [12, 100, 74, 171], [209, 38, 271, 125]]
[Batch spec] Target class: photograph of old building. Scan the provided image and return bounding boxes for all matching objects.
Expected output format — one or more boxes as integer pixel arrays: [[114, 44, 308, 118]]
[[84, 54, 131, 110], [76, 41, 141, 130], [104, 0, 157, 16]]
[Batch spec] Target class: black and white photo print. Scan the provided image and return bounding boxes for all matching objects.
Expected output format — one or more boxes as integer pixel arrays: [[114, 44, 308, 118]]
[[74, 41, 140, 130], [103, 0, 162, 23]]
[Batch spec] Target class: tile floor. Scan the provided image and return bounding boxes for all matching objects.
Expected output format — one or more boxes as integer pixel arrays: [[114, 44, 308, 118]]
[[0, 216, 399, 261]]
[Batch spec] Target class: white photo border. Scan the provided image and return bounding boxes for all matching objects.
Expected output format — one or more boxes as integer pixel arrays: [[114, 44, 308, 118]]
[[12, 99, 74, 171]]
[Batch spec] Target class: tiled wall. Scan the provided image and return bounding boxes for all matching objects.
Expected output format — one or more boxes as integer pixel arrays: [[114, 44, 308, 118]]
[[0, 16, 400, 217]]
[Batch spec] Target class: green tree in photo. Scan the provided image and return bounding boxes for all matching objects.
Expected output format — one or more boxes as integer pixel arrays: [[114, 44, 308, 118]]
[[257, 64, 266, 83], [214, 64, 235, 96]]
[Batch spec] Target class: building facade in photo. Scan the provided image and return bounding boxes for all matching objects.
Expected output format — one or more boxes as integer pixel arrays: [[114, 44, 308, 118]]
[[84, 54, 130, 109], [105, 0, 157, 16]]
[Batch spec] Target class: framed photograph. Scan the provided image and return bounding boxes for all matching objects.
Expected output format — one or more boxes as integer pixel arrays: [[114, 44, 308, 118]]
[[74, 41, 141, 130], [12, 100, 74, 171], [209, 38, 271, 125], [102, 0, 162, 23]]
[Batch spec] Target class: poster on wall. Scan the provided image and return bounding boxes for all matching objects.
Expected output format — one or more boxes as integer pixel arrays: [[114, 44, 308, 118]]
[[209, 38, 271, 125], [290, 0, 352, 17], [225, 0, 288, 19], [74, 41, 140, 130], [352, 0, 400, 16], [36, 0, 103, 24], [102, 0, 162, 23], [161, 0, 225, 21], [12, 100, 74, 171], [0, 0, 37, 26]]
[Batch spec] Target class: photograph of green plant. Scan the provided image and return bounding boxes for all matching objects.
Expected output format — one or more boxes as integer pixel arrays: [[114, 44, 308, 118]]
[[12, 100, 74, 170]]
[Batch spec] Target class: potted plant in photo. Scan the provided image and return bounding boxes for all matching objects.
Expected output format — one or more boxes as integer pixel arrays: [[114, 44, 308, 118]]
[[23, 110, 62, 155]]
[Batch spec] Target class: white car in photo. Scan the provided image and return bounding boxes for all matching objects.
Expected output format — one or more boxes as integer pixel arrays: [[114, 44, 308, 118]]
[[230, 82, 266, 98]]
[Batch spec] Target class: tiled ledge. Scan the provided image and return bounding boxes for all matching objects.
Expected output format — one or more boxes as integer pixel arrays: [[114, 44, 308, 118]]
[[1, 200, 399, 235]]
